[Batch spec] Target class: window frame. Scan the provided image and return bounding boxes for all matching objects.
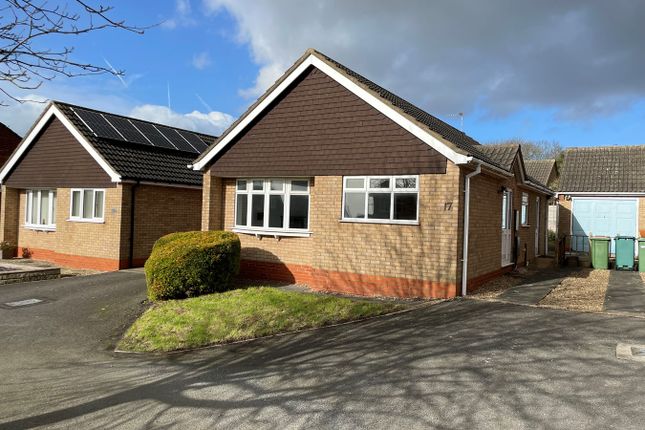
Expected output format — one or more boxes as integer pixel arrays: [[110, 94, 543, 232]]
[[341, 175, 420, 225], [233, 178, 311, 237], [24, 189, 57, 231], [69, 188, 105, 223], [520, 192, 529, 226]]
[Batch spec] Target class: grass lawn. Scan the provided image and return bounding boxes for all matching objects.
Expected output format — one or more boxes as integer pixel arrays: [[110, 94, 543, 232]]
[[118, 287, 405, 352]]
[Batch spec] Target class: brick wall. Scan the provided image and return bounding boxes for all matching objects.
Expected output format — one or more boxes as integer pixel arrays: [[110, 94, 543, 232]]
[[558, 198, 572, 238], [15, 186, 125, 269], [213, 163, 462, 298], [466, 170, 549, 285], [0, 186, 19, 249], [9, 183, 202, 269], [126, 184, 202, 263]]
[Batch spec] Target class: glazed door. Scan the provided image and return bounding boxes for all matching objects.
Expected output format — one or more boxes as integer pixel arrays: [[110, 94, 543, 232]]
[[501, 190, 513, 266]]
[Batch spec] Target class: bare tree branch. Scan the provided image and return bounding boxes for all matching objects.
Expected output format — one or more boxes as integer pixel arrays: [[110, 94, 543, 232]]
[[0, 0, 150, 106]]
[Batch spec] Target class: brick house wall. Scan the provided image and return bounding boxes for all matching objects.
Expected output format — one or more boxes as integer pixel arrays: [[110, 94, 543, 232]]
[[3, 183, 202, 270], [208, 164, 463, 298], [464, 170, 547, 289], [124, 184, 202, 265], [15, 186, 125, 270]]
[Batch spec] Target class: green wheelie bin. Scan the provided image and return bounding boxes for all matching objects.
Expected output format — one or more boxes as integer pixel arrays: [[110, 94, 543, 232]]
[[615, 236, 635, 271], [639, 238, 645, 273], [590, 236, 610, 270]]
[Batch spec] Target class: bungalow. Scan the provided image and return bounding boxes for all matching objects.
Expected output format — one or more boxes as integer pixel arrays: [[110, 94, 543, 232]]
[[192, 48, 553, 298], [525, 159, 559, 247], [557, 145, 645, 253], [0, 101, 214, 270]]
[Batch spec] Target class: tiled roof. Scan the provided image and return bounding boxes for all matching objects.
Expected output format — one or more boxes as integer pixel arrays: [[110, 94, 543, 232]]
[[56, 102, 214, 186], [559, 145, 645, 193], [477, 144, 520, 170], [524, 159, 556, 186]]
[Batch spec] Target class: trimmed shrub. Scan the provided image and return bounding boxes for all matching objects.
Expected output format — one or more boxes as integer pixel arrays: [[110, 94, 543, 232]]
[[145, 231, 241, 301]]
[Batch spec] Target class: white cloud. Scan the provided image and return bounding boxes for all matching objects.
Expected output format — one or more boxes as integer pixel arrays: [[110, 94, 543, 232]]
[[130, 104, 233, 135], [162, 0, 196, 29], [192, 51, 212, 70], [204, 0, 645, 119]]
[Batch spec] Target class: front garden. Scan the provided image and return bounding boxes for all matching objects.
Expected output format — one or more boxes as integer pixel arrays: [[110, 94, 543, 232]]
[[118, 231, 404, 353]]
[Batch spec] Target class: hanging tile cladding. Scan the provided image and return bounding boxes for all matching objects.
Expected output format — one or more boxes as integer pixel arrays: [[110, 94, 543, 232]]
[[208, 67, 446, 177]]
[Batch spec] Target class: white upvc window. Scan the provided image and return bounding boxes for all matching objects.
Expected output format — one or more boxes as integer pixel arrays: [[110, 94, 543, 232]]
[[25, 189, 57, 230], [342, 175, 419, 224], [234, 179, 310, 236], [70, 189, 105, 222], [521, 192, 529, 226]]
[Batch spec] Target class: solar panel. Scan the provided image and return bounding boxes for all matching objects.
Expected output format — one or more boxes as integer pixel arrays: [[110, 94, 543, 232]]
[[178, 130, 209, 152], [156, 125, 198, 153], [129, 120, 176, 150], [104, 115, 150, 146], [74, 109, 124, 141]]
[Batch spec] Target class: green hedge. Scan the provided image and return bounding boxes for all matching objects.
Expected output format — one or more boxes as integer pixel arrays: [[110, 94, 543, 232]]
[[145, 231, 241, 301]]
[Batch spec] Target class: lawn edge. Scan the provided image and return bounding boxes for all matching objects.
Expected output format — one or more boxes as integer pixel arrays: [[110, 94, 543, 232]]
[[113, 300, 442, 356]]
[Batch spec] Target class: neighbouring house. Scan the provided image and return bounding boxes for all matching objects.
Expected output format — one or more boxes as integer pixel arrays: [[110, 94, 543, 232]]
[[525, 159, 560, 241], [525, 159, 558, 189], [557, 145, 645, 254], [192, 48, 553, 298], [0, 122, 21, 165], [0, 101, 215, 270], [0, 122, 22, 207]]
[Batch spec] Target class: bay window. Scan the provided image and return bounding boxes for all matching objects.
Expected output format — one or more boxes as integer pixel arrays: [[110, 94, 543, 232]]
[[342, 175, 419, 223], [70, 189, 105, 222], [25, 189, 57, 229], [235, 179, 310, 235]]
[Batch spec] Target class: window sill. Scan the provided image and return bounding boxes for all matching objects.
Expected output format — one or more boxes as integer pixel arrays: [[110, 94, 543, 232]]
[[521, 224, 531, 228], [66, 218, 105, 224], [232, 227, 312, 238], [339, 218, 419, 226], [23, 224, 56, 232]]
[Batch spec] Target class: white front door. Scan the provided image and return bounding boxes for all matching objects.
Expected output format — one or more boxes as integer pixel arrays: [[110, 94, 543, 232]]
[[535, 196, 540, 256], [501, 190, 513, 266]]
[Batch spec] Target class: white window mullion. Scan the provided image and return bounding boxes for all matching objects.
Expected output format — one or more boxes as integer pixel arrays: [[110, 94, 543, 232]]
[[49, 191, 54, 225], [390, 186, 395, 220], [284, 182, 291, 229]]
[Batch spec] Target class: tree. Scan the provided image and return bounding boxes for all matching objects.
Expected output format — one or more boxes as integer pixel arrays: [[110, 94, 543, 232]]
[[487, 137, 563, 161], [0, 0, 147, 105]]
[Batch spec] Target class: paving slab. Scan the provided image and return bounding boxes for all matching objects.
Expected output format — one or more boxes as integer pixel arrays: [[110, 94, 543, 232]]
[[497, 279, 561, 305], [604, 271, 645, 314]]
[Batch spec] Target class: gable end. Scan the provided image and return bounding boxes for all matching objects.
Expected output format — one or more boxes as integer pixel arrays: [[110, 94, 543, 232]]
[[208, 67, 447, 177], [4, 117, 116, 188]]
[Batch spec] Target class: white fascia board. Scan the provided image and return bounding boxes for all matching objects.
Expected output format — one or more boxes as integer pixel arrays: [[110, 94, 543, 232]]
[[192, 54, 471, 171], [558, 191, 645, 197], [0, 105, 121, 184]]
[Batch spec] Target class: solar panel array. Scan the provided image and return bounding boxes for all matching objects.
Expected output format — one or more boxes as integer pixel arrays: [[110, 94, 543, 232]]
[[71, 107, 210, 154]]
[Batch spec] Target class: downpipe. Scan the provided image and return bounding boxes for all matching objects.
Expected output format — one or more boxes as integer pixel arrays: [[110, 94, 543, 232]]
[[461, 163, 481, 296]]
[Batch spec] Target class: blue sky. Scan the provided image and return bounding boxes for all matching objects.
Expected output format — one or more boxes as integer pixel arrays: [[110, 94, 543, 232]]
[[2, 0, 645, 148]]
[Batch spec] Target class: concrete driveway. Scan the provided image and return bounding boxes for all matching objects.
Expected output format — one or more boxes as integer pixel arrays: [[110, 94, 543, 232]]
[[2, 272, 645, 429]]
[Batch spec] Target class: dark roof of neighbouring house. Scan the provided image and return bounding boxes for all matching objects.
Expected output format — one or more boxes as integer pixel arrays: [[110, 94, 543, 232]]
[[559, 145, 645, 193], [54, 101, 216, 186], [524, 159, 557, 186], [0, 122, 21, 165], [195, 48, 527, 175]]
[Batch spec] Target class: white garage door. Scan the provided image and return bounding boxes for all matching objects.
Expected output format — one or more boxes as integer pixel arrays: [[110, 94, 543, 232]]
[[571, 198, 638, 253]]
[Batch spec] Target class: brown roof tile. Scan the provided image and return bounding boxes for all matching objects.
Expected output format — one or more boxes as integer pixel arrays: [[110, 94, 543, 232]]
[[559, 145, 645, 193]]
